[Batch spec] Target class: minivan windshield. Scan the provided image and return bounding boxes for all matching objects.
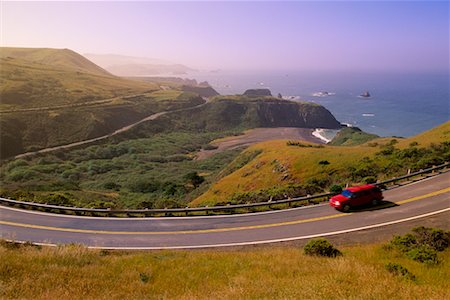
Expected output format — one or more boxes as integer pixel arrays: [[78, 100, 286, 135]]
[[341, 190, 353, 198]]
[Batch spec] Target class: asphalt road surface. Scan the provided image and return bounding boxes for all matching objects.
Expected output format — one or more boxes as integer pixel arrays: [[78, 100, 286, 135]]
[[1, 172, 449, 249]]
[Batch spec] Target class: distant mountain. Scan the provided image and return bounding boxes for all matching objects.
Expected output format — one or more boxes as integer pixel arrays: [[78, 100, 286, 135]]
[[84, 53, 195, 76]]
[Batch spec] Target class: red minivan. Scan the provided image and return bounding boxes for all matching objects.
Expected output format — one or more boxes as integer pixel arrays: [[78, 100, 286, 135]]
[[329, 184, 383, 212]]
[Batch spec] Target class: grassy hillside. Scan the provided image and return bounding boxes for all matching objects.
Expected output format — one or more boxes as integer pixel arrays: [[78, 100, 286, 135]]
[[0, 48, 217, 159], [0, 96, 342, 208], [192, 121, 450, 206], [0, 47, 111, 76], [0, 90, 204, 159], [1, 228, 449, 299], [0, 48, 159, 109], [329, 126, 379, 146]]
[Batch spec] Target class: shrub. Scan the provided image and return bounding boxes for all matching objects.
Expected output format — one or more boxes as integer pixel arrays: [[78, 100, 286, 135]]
[[363, 176, 377, 184], [318, 160, 330, 165], [406, 245, 438, 264], [139, 272, 151, 284], [329, 184, 343, 194], [128, 179, 161, 193], [389, 234, 417, 252], [103, 182, 121, 191], [304, 239, 342, 257], [412, 226, 450, 251], [377, 145, 396, 156], [42, 193, 75, 206], [184, 172, 205, 188], [385, 263, 415, 280]]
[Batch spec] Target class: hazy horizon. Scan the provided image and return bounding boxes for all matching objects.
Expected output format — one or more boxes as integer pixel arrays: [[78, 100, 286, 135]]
[[2, 1, 449, 72]]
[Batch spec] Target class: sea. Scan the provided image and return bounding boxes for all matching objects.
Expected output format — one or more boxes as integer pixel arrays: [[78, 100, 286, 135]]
[[188, 70, 449, 138]]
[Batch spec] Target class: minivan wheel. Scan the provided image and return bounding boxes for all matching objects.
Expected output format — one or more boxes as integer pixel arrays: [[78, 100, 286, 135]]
[[371, 199, 379, 206], [342, 204, 351, 212]]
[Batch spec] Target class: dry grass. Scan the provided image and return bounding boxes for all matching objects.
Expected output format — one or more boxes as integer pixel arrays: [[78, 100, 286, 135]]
[[192, 121, 450, 206], [1, 241, 449, 299]]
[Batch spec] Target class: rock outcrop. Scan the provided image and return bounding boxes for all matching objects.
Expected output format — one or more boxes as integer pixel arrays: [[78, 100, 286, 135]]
[[243, 89, 272, 97], [181, 85, 220, 98]]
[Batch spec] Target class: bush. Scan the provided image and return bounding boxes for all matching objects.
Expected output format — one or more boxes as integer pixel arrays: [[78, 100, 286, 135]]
[[329, 184, 343, 194], [412, 226, 450, 251], [139, 272, 151, 284], [304, 239, 342, 257], [406, 245, 438, 264], [184, 172, 205, 188], [389, 234, 417, 252], [318, 160, 330, 165], [103, 182, 121, 191], [128, 179, 161, 193], [42, 193, 75, 206], [363, 176, 377, 184], [385, 263, 415, 280]]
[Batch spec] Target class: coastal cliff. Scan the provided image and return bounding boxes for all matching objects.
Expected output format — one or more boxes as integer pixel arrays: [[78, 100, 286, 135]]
[[144, 96, 342, 132]]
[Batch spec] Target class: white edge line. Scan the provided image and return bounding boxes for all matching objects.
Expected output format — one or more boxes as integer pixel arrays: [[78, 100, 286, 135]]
[[0, 200, 328, 220], [4, 207, 450, 250], [1, 171, 447, 221]]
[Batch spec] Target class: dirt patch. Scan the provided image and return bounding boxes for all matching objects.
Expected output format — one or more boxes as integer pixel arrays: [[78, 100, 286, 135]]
[[196, 127, 324, 160]]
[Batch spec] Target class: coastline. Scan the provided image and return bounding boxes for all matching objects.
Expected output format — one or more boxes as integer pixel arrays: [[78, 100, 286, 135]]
[[312, 128, 339, 144]]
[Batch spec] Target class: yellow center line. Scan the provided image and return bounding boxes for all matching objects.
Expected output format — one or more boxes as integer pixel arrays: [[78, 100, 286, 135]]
[[1, 188, 449, 235], [396, 187, 450, 204]]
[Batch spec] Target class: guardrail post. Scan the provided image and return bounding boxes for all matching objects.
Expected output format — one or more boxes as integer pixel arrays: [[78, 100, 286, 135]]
[[0, 162, 447, 218]]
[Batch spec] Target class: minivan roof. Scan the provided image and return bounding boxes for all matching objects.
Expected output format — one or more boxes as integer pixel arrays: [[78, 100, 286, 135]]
[[346, 184, 377, 192]]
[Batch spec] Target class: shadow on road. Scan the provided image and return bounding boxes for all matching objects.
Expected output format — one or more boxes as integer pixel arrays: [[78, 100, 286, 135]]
[[347, 201, 399, 213]]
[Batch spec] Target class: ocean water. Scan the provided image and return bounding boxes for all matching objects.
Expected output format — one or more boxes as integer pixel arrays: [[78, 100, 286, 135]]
[[190, 71, 449, 137]]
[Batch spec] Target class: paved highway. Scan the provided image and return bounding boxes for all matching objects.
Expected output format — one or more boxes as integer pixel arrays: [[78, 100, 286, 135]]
[[1, 172, 449, 249]]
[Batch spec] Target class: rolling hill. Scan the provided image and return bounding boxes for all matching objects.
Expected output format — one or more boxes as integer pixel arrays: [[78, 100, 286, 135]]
[[191, 121, 450, 206], [0, 47, 159, 109], [0, 47, 207, 159]]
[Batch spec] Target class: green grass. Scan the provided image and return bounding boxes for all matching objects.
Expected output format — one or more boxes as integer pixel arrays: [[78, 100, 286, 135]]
[[0, 47, 111, 76], [0, 49, 159, 110], [330, 126, 379, 146], [1, 229, 449, 299], [0, 89, 204, 159]]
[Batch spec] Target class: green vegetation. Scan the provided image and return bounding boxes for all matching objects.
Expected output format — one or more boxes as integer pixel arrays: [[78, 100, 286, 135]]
[[384, 263, 416, 281], [1, 48, 216, 159], [0, 130, 242, 209], [1, 227, 450, 299], [330, 127, 379, 146], [0, 88, 343, 208], [0, 90, 204, 159], [386, 226, 450, 265], [0, 47, 158, 110], [193, 121, 450, 206], [303, 239, 342, 257]]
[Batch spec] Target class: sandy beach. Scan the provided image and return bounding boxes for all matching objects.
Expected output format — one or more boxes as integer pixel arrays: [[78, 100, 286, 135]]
[[196, 127, 324, 160]]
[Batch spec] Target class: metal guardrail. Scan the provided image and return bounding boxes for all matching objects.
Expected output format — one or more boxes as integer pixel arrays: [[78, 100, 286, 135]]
[[0, 162, 448, 217]]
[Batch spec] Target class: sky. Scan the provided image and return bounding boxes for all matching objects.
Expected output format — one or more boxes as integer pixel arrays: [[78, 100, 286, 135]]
[[1, 1, 449, 72]]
